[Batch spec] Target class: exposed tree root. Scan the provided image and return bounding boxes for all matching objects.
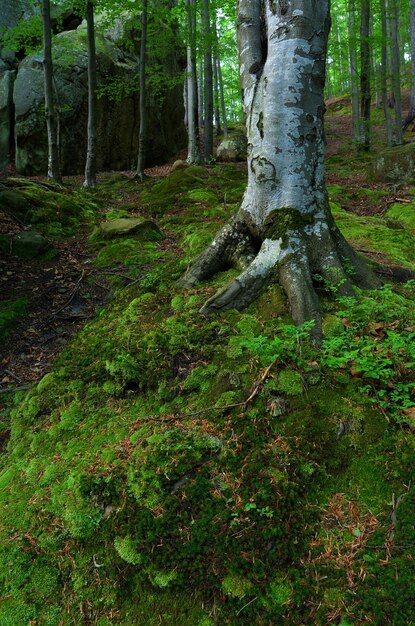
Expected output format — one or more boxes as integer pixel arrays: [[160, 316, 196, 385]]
[[180, 209, 380, 342]]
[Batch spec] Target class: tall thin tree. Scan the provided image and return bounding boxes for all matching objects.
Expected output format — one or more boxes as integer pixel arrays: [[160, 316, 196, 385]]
[[202, 0, 213, 162], [136, 0, 148, 180], [359, 0, 371, 150], [186, 0, 200, 163], [347, 0, 360, 143], [42, 0, 61, 182], [379, 0, 393, 146], [387, 0, 403, 144], [84, 0, 97, 188], [403, 0, 415, 129]]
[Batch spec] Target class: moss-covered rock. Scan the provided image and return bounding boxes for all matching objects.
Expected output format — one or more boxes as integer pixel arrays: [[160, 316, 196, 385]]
[[89, 216, 163, 242], [370, 143, 415, 184], [0, 230, 53, 258]]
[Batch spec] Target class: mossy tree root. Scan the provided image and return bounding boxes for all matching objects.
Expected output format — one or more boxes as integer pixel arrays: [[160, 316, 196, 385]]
[[180, 210, 380, 341]]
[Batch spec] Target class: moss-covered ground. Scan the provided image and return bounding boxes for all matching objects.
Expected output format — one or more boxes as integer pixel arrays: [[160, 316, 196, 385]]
[[1, 160, 415, 625]]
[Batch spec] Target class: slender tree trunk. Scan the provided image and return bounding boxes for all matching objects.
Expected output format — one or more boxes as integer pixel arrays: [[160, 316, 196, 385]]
[[42, 0, 61, 182], [186, 0, 200, 163], [380, 0, 393, 146], [84, 0, 97, 188], [201, 0, 213, 162], [217, 54, 228, 138], [347, 0, 360, 142], [359, 0, 371, 150], [184, 78, 188, 129], [213, 51, 221, 135], [198, 61, 204, 129], [213, 22, 227, 137], [387, 0, 403, 144], [136, 0, 148, 179], [180, 0, 378, 340], [403, 0, 415, 129]]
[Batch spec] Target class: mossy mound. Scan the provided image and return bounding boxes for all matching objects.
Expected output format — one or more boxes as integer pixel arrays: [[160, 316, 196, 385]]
[[331, 201, 415, 270], [0, 179, 99, 236]]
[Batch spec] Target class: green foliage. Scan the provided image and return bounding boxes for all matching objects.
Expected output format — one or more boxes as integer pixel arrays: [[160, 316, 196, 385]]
[[0, 15, 42, 57]]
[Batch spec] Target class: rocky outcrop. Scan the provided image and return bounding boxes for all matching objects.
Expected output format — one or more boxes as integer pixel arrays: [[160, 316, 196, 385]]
[[216, 131, 247, 162], [370, 143, 415, 184], [13, 25, 186, 175]]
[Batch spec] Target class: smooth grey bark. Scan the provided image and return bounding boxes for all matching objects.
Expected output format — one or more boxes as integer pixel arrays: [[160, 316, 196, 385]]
[[180, 0, 378, 340], [216, 51, 228, 138], [213, 50, 221, 135], [213, 22, 227, 137], [198, 61, 204, 129], [403, 0, 415, 129], [380, 0, 393, 146], [184, 78, 188, 129], [359, 0, 371, 151], [84, 0, 97, 188], [186, 0, 200, 163], [201, 0, 213, 162], [386, 0, 403, 144], [42, 0, 61, 182], [136, 0, 148, 179], [347, 0, 360, 143]]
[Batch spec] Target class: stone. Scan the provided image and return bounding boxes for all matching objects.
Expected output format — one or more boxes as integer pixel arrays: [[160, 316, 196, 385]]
[[0, 230, 52, 258], [13, 26, 186, 175], [171, 160, 189, 171], [370, 143, 415, 184], [0, 70, 16, 171], [91, 217, 163, 241], [216, 131, 247, 162]]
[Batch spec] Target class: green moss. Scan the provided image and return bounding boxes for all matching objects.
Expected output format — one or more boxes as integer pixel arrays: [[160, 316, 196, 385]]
[[276, 369, 303, 395], [222, 574, 254, 598], [0, 180, 99, 237], [331, 202, 415, 270], [0, 298, 27, 340], [322, 314, 345, 337]]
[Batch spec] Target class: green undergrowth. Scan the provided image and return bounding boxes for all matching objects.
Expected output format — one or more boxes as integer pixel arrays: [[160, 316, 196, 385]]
[[1, 166, 415, 625]]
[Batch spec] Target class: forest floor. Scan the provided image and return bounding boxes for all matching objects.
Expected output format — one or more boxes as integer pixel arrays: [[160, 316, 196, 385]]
[[1, 101, 414, 396]]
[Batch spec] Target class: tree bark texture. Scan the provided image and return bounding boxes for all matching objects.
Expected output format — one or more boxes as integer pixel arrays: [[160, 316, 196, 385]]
[[136, 0, 148, 179], [180, 0, 378, 339], [42, 0, 61, 182], [84, 0, 97, 188]]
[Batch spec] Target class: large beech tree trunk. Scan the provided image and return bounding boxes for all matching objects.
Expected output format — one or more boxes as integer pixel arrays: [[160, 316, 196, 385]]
[[180, 0, 378, 340]]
